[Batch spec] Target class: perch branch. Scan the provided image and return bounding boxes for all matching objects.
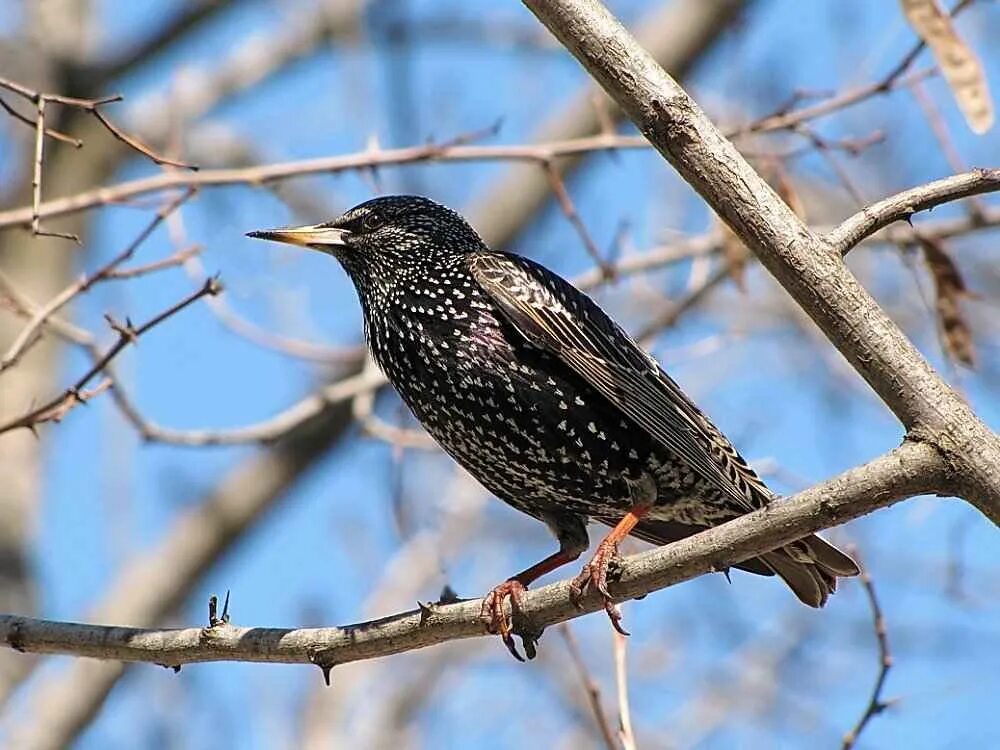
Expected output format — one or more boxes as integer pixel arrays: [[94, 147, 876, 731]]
[[0, 441, 945, 668]]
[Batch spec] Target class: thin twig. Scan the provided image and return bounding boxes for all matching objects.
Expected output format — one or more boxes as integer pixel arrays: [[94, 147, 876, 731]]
[[88, 106, 197, 169], [105, 243, 202, 280], [0, 96, 82, 146], [0, 189, 195, 372], [29, 97, 78, 242], [0, 277, 221, 436], [31, 97, 45, 237], [0, 78, 179, 168], [842, 567, 894, 750], [559, 624, 620, 750], [613, 628, 637, 750], [544, 161, 614, 278], [736, 67, 935, 139]]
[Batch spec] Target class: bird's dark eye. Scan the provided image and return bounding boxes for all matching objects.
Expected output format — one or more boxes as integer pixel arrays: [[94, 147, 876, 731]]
[[363, 211, 385, 231]]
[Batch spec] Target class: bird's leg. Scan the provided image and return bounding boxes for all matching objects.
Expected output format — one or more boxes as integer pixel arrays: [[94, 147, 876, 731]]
[[481, 547, 582, 661], [570, 505, 650, 635]]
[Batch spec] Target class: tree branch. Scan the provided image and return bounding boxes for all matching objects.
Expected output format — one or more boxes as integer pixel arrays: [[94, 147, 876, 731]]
[[0, 441, 946, 669], [0, 277, 221, 436], [0, 134, 650, 231], [520, 0, 1000, 525], [826, 168, 1000, 254]]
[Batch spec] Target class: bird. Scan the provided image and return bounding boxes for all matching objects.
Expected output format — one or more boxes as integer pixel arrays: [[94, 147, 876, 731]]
[[247, 195, 860, 660]]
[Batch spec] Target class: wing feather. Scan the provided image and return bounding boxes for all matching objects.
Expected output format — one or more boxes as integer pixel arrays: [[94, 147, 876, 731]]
[[469, 252, 765, 512]]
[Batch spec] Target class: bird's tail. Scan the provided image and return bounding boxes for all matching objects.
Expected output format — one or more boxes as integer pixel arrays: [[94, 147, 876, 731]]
[[620, 519, 860, 607], [759, 535, 860, 608]]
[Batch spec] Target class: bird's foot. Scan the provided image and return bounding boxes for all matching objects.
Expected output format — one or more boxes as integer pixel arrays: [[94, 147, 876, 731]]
[[569, 541, 629, 636], [480, 579, 541, 661]]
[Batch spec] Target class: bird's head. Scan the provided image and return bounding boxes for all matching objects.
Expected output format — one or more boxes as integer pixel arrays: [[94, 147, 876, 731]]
[[247, 195, 486, 291]]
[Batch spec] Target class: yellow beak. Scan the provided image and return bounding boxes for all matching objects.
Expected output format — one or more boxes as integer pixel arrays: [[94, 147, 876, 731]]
[[245, 224, 351, 250]]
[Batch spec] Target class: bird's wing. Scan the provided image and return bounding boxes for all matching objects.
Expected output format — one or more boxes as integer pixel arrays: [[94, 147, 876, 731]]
[[469, 251, 765, 512]]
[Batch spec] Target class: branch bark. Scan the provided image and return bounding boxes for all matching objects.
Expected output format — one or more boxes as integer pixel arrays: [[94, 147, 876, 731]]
[[826, 168, 1000, 254], [520, 0, 1000, 526], [0, 441, 946, 669]]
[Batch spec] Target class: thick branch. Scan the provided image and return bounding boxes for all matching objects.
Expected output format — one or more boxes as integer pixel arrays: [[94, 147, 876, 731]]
[[0, 441, 945, 668], [520, 0, 1000, 525]]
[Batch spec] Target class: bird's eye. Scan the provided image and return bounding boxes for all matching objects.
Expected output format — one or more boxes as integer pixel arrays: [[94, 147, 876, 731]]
[[363, 211, 385, 231]]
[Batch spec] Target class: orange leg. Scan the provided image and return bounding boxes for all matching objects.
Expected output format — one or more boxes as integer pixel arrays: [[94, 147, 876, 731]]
[[481, 547, 582, 661], [570, 505, 650, 635]]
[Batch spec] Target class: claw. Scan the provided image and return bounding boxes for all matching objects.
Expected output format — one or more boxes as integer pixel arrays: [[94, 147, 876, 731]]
[[570, 540, 630, 635], [480, 579, 532, 661]]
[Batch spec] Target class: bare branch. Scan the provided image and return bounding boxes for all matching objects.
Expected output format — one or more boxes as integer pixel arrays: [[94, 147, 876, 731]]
[[0, 134, 648, 230], [559, 624, 619, 750], [0, 189, 194, 371], [826, 168, 1000, 254], [612, 629, 636, 750], [0, 277, 221, 436], [842, 566, 895, 750], [0, 441, 946, 668], [0, 76, 199, 172]]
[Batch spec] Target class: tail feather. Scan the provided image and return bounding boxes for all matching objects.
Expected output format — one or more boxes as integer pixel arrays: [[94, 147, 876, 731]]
[[615, 519, 860, 608], [792, 533, 861, 577], [762, 535, 860, 608]]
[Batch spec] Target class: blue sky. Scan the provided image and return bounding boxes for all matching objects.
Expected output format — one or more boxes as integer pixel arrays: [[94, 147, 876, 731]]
[[2, 1, 999, 748]]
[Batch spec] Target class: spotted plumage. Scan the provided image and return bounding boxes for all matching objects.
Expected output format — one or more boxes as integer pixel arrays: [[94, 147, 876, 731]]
[[248, 195, 860, 656]]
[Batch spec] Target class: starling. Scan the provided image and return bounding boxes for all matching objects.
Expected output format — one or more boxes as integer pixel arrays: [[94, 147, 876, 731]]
[[248, 195, 860, 659]]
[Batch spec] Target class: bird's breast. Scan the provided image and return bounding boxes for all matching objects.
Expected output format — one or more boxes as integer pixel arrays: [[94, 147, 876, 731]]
[[364, 301, 654, 516]]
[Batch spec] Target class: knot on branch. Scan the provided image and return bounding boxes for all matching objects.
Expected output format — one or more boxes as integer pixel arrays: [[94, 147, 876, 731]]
[[647, 96, 698, 150]]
